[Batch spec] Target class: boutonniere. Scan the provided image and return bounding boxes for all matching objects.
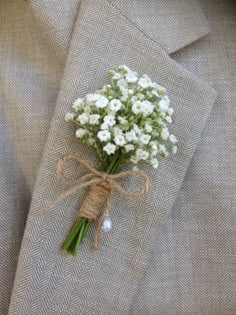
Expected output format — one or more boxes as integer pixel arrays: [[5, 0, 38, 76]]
[[45, 65, 177, 256]]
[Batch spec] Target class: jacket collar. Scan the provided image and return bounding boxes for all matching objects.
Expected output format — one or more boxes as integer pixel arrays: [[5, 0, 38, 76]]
[[9, 0, 217, 314]]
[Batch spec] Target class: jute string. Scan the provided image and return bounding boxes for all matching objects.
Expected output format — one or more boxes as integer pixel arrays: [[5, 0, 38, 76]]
[[43, 154, 150, 248]]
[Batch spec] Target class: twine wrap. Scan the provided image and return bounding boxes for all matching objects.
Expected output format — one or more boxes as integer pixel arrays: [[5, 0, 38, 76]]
[[44, 154, 150, 248]]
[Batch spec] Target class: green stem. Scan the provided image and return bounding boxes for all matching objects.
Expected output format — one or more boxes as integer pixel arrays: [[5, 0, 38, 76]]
[[72, 222, 85, 256], [106, 150, 120, 174], [63, 218, 85, 252], [82, 220, 92, 241]]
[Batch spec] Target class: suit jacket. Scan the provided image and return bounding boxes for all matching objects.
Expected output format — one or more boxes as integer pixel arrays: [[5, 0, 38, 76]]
[[0, 0, 235, 314]]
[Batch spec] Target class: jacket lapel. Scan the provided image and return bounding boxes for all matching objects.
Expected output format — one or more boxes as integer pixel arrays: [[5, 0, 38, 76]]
[[9, 0, 217, 314], [109, 0, 211, 54]]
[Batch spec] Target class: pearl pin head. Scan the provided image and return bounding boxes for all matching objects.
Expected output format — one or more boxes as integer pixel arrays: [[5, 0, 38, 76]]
[[102, 215, 112, 232]]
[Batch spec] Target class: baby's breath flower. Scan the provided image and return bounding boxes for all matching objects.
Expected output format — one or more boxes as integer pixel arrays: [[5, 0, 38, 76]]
[[136, 149, 149, 161], [121, 95, 128, 102], [172, 146, 178, 154], [114, 135, 126, 147], [125, 71, 138, 83], [131, 96, 138, 103], [145, 123, 152, 133], [104, 115, 116, 127], [103, 143, 116, 155], [159, 144, 167, 155], [72, 98, 84, 111], [75, 128, 88, 138], [77, 113, 89, 125], [150, 158, 159, 169], [137, 93, 145, 100], [165, 116, 172, 123], [118, 116, 128, 125], [119, 65, 131, 72], [120, 86, 129, 102], [89, 114, 100, 125], [167, 107, 174, 116], [160, 112, 166, 119], [130, 155, 139, 164], [146, 91, 153, 98], [151, 150, 158, 158], [133, 124, 142, 136], [161, 128, 170, 140], [109, 99, 122, 112], [169, 134, 177, 144], [113, 127, 123, 136], [157, 85, 167, 94], [112, 72, 123, 80], [124, 144, 135, 152], [151, 89, 159, 97], [150, 82, 158, 89], [142, 100, 154, 115], [97, 130, 111, 142], [132, 100, 143, 114], [159, 97, 170, 112], [102, 85, 109, 93], [95, 95, 109, 108], [156, 118, 166, 128], [150, 141, 158, 151], [128, 89, 134, 96], [101, 122, 109, 130], [117, 79, 128, 88], [86, 93, 100, 103], [138, 74, 152, 89], [139, 134, 151, 145], [125, 130, 138, 142], [65, 112, 75, 122]]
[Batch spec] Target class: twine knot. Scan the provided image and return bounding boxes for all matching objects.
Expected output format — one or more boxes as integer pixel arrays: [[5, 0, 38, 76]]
[[44, 154, 150, 248], [101, 173, 109, 182]]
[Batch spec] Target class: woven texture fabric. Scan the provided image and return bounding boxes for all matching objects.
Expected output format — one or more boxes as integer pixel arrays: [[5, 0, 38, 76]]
[[0, 0, 235, 314], [109, 0, 211, 54], [0, 0, 79, 313], [130, 0, 236, 313]]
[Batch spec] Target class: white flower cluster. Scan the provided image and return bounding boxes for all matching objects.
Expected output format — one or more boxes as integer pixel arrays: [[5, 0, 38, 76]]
[[65, 65, 177, 169]]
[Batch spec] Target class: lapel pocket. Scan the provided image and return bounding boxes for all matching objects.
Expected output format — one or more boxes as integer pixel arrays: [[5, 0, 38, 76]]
[[9, 0, 217, 314]]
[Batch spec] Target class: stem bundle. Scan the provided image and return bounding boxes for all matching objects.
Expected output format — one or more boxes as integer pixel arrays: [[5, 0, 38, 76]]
[[63, 151, 120, 255]]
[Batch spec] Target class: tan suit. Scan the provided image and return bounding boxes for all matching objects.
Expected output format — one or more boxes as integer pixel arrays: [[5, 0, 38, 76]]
[[0, 0, 235, 314]]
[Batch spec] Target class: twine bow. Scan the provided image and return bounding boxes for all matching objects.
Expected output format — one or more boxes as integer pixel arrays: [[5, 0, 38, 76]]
[[44, 154, 150, 248]]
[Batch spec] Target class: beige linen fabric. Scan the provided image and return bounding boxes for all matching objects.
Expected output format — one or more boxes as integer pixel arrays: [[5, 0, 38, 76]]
[[0, 0, 235, 314], [131, 1, 236, 313], [0, 1, 80, 313]]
